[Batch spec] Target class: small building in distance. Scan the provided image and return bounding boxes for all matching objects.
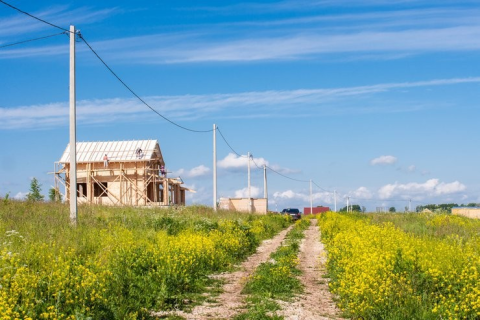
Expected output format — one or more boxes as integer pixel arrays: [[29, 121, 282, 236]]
[[54, 140, 192, 206], [218, 197, 268, 214], [304, 206, 330, 215], [451, 207, 480, 219]]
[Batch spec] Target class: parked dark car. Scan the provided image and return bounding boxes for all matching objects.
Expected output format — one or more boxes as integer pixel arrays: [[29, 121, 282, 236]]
[[281, 208, 302, 221]]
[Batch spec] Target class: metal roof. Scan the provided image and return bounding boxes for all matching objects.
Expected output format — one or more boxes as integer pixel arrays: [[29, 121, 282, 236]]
[[59, 140, 162, 163]]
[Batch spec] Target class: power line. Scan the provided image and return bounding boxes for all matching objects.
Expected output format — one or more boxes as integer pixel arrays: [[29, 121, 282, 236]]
[[250, 157, 264, 169], [312, 181, 332, 193], [1, 0, 373, 199], [217, 126, 314, 183], [0, 31, 67, 49], [0, 0, 70, 33], [1, 0, 212, 133], [79, 35, 213, 133], [216, 126, 317, 183], [265, 165, 310, 183], [216, 127, 247, 157]]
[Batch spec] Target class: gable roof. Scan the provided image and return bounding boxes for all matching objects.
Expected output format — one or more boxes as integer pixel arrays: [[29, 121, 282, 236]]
[[59, 140, 163, 163]]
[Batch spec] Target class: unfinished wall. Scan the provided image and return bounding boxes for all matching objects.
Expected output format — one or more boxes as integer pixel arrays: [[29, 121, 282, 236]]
[[219, 198, 267, 214], [452, 208, 480, 219]]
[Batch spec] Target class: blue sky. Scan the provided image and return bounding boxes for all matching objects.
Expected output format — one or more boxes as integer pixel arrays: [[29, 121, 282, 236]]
[[1, 0, 480, 212]]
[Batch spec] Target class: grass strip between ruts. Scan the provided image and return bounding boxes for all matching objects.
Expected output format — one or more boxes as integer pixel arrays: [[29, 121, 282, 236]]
[[235, 218, 311, 320]]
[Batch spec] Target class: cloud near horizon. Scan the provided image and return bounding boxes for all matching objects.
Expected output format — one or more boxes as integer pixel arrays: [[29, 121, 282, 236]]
[[217, 153, 298, 176], [234, 186, 261, 198], [378, 179, 466, 200], [172, 165, 210, 179]]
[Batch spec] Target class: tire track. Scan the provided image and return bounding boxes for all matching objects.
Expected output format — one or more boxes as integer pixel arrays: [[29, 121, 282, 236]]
[[277, 219, 344, 320]]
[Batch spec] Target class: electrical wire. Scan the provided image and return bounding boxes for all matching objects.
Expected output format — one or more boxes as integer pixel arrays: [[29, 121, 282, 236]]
[[216, 126, 319, 184], [250, 157, 265, 169], [265, 165, 310, 183], [312, 181, 332, 193], [79, 35, 214, 133], [216, 127, 247, 157], [0, 0, 70, 33], [0, 0, 213, 133], [216, 127, 316, 183], [3, 0, 425, 205], [0, 31, 67, 49]]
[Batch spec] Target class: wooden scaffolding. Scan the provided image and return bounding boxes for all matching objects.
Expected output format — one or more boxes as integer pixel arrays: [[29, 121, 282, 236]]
[[53, 140, 192, 207]]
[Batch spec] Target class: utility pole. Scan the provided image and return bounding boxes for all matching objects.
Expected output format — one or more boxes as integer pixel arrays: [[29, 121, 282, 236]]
[[213, 124, 217, 211], [310, 179, 313, 215], [334, 190, 337, 212], [247, 152, 252, 212], [263, 164, 268, 212], [347, 196, 350, 213], [409, 199, 411, 212], [69, 25, 77, 225]]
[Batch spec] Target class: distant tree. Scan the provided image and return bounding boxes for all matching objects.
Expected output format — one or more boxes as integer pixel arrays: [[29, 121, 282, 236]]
[[416, 203, 458, 213], [2, 192, 10, 205], [340, 204, 362, 212], [27, 178, 44, 202], [48, 187, 62, 202], [362, 206, 366, 213], [351, 204, 362, 212], [389, 207, 396, 212]]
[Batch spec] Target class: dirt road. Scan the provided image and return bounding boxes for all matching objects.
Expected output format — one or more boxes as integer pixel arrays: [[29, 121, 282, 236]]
[[277, 219, 343, 319], [154, 219, 343, 320], [154, 225, 294, 320]]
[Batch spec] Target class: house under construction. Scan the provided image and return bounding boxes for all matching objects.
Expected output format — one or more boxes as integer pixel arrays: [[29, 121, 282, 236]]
[[54, 140, 192, 206]]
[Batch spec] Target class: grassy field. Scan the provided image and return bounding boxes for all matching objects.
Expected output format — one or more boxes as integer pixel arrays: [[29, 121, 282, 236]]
[[0, 201, 291, 319], [318, 212, 480, 320]]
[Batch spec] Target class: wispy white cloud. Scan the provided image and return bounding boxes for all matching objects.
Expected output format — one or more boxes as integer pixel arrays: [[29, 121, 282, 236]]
[[4, 7, 480, 63], [153, 26, 480, 63], [0, 6, 117, 38], [189, 1, 476, 15], [371, 155, 397, 165], [2, 77, 479, 130], [396, 164, 417, 173]]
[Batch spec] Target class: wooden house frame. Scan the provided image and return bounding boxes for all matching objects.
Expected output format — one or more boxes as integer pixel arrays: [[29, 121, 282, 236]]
[[54, 140, 192, 206]]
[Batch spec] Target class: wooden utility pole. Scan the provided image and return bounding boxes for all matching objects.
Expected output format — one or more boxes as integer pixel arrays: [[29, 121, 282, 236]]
[[213, 124, 217, 211], [263, 164, 268, 212], [69, 25, 77, 225], [334, 190, 337, 212], [248, 152, 251, 213], [310, 179, 313, 214]]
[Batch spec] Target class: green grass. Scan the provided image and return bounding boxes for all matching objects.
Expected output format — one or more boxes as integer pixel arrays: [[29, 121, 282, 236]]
[[368, 212, 480, 241], [0, 201, 291, 319]]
